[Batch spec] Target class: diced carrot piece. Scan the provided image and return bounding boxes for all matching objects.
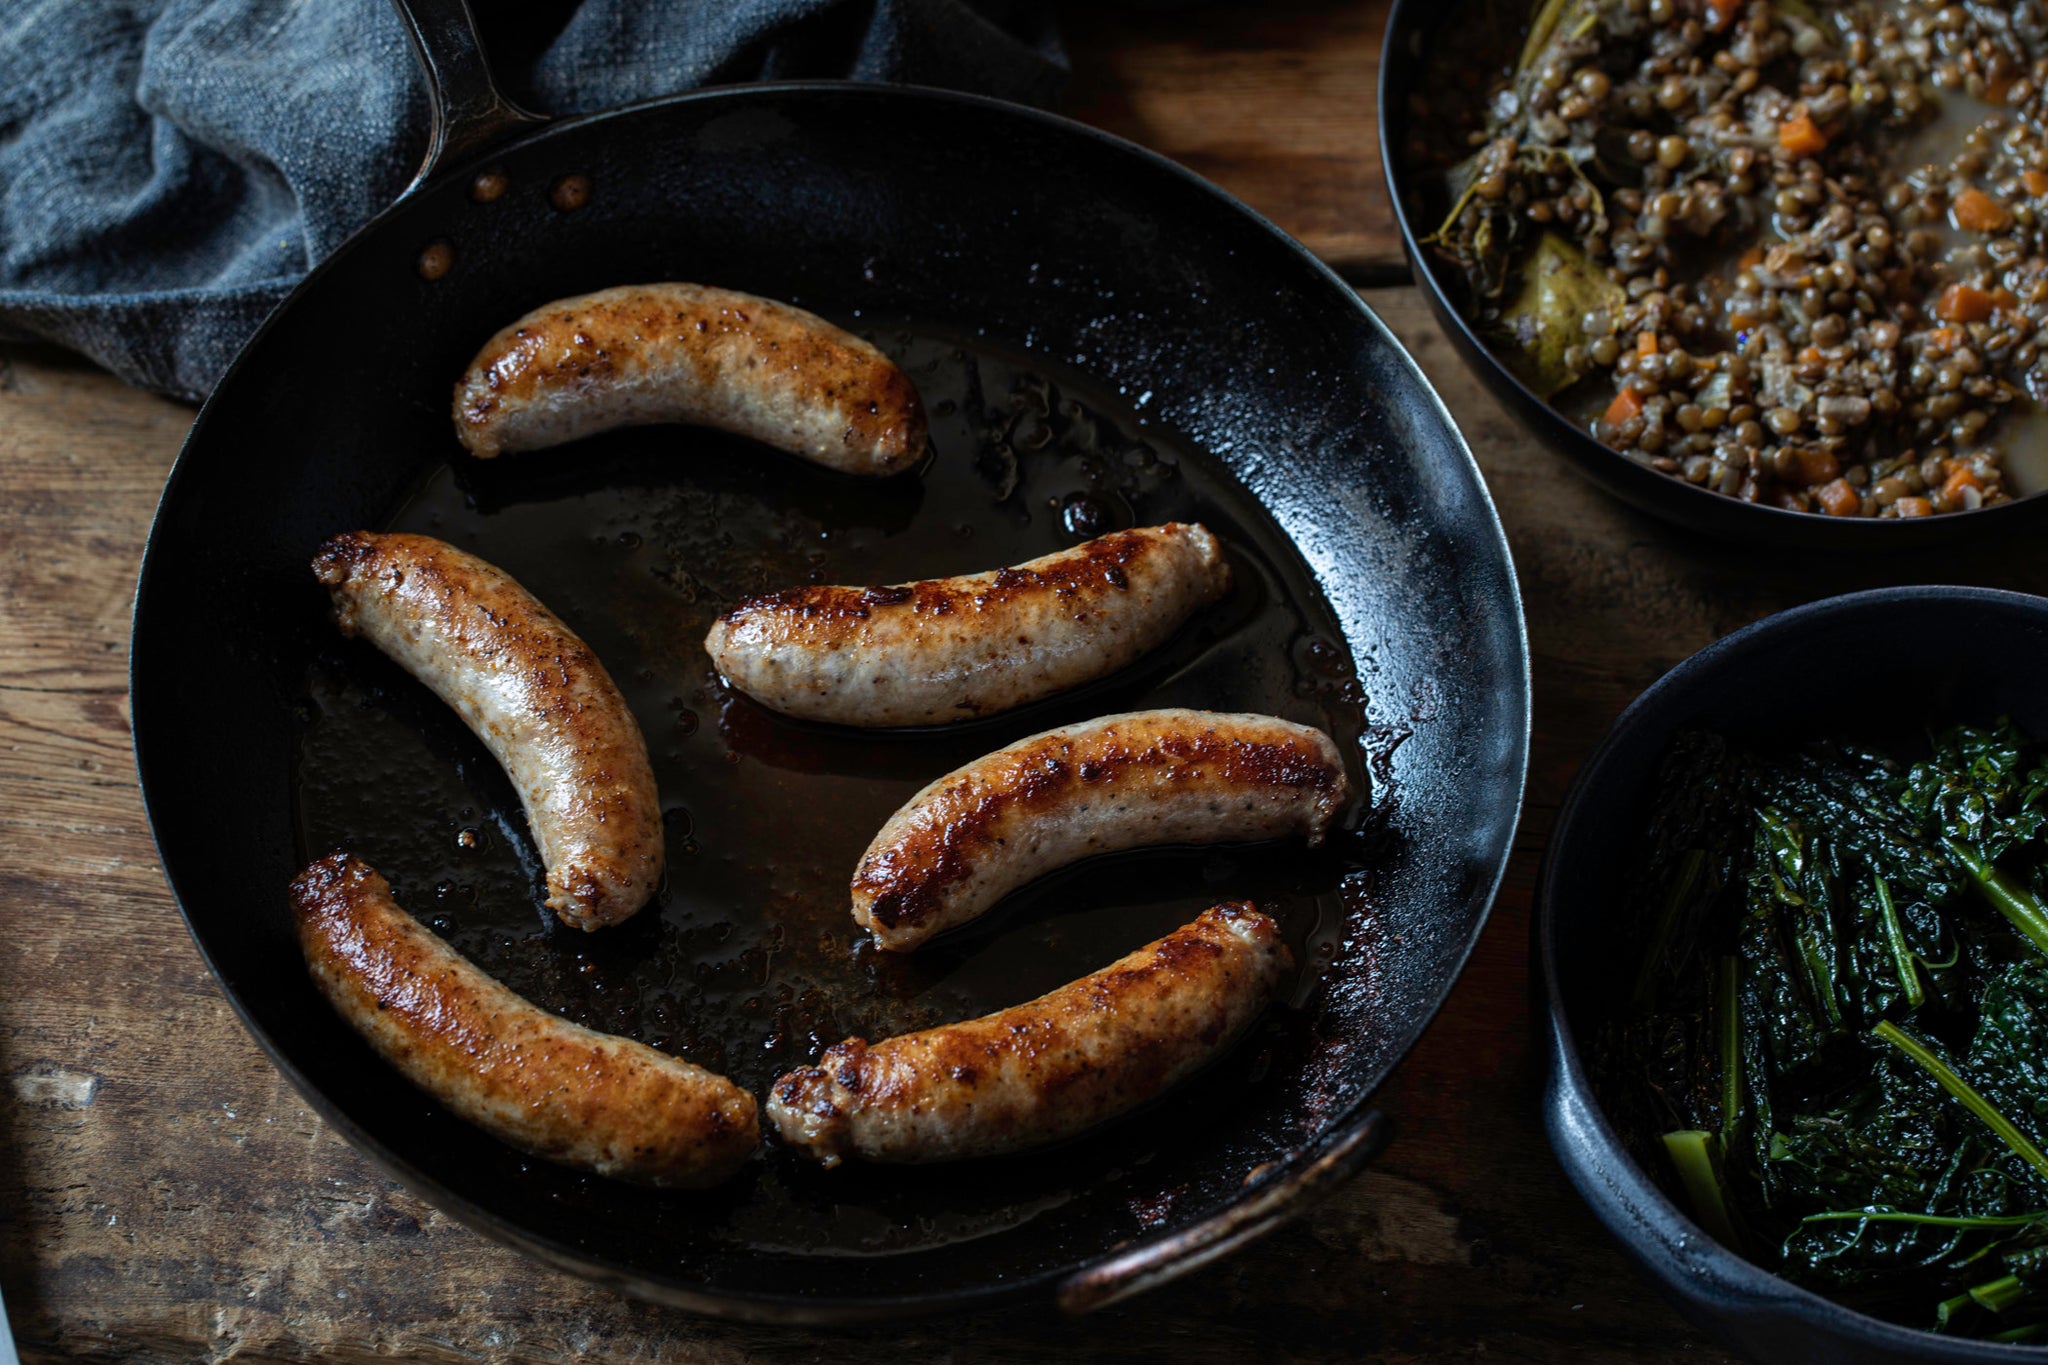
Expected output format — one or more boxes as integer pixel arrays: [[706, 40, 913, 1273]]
[[1936, 284, 1998, 323], [1894, 496, 1934, 517], [1703, 0, 1739, 31], [1779, 115, 1827, 157], [1738, 245, 1766, 271], [1603, 387, 1644, 426], [1729, 311, 1757, 332], [2024, 171, 2048, 197], [1638, 332, 1659, 358], [1815, 478, 1862, 516], [1943, 465, 1984, 500], [1794, 448, 1841, 486], [1929, 326, 1961, 349], [1798, 345, 1824, 365], [1993, 287, 2020, 312], [1954, 187, 2012, 233]]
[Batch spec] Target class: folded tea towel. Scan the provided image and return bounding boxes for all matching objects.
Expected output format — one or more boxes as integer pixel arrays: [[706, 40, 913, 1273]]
[[0, 0, 1063, 401]]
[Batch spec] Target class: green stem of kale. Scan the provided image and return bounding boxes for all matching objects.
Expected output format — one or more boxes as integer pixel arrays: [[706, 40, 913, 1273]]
[[1760, 810, 1843, 1027], [1937, 1290, 1976, 1332], [1632, 847, 1706, 1010], [1944, 838, 2048, 960], [1788, 909, 1842, 1029], [1873, 1021, 2048, 1185], [1716, 955, 1740, 1147], [1661, 1130, 1741, 1251], [1873, 876, 1924, 1008], [1800, 1210, 2048, 1231], [1970, 1274, 2031, 1314]]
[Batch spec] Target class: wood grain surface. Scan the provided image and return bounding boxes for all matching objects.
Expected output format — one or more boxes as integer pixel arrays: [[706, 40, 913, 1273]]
[[13, 285, 2043, 1363], [1062, 0, 1401, 279], [5, 7, 2048, 1362]]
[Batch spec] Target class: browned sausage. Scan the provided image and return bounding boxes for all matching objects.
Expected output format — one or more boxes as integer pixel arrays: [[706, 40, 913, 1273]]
[[451, 283, 926, 475], [705, 523, 1231, 727], [312, 531, 662, 931], [851, 709, 1349, 950], [767, 902, 1291, 1165], [291, 853, 758, 1187]]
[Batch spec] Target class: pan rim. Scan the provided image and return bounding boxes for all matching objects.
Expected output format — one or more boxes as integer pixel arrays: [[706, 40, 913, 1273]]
[[129, 78, 1531, 1319]]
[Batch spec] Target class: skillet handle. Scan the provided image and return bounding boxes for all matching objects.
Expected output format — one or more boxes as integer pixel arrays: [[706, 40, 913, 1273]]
[[1055, 1109, 1392, 1314], [388, 0, 548, 193]]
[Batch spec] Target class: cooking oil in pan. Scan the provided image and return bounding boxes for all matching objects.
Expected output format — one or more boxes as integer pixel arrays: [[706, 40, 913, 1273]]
[[292, 328, 1382, 1254]]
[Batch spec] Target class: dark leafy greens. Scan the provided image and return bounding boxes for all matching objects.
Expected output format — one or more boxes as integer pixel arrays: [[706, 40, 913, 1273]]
[[1901, 722, 2048, 958], [1594, 722, 2048, 1340]]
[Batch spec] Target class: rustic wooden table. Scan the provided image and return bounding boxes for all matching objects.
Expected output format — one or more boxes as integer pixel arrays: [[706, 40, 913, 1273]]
[[4, 3, 2044, 1361]]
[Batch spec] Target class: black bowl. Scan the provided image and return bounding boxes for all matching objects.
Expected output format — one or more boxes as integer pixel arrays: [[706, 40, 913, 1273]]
[[1376, 0, 2048, 549], [1537, 586, 2048, 1363]]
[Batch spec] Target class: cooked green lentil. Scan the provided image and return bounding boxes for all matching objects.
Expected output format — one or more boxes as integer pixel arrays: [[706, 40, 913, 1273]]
[[1413, 0, 2048, 517]]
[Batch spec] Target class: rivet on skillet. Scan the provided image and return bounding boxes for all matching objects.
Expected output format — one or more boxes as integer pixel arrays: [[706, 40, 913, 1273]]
[[416, 240, 455, 282], [470, 169, 509, 204], [550, 174, 592, 213]]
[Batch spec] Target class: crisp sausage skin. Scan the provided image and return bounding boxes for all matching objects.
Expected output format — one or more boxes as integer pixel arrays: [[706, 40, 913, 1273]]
[[768, 902, 1291, 1166], [705, 523, 1232, 727], [851, 709, 1349, 951], [312, 531, 662, 931], [451, 283, 926, 475], [291, 854, 759, 1187]]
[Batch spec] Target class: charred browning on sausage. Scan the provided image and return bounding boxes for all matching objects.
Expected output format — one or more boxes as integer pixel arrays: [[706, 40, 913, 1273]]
[[291, 853, 758, 1186], [706, 525, 1232, 727], [766, 902, 1290, 1166], [451, 283, 926, 475], [850, 709, 1348, 951], [312, 531, 662, 931]]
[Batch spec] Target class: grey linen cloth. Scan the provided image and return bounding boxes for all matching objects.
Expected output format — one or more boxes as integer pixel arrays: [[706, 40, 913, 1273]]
[[0, 0, 1064, 401]]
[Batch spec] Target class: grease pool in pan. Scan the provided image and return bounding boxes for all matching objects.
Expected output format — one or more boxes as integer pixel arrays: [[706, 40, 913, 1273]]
[[291, 328, 1387, 1256]]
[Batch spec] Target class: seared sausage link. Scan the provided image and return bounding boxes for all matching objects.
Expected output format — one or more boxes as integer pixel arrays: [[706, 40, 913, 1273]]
[[768, 901, 1291, 1166], [312, 531, 662, 931], [851, 709, 1349, 951], [292, 854, 758, 1187], [706, 523, 1231, 727], [451, 283, 926, 476]]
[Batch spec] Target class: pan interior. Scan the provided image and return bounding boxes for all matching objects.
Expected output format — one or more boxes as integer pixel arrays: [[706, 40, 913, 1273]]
[[299, 324, 1376, 1255], [132, 85, 1526, 1309]]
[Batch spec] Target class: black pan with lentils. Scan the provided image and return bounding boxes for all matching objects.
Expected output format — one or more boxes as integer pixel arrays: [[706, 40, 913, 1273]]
[[1411, 0, 2048, 517]]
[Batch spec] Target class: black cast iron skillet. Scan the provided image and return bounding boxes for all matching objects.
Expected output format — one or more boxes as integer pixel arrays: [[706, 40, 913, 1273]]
[[128, 0, 1529, 1321], [1379, 0, 2048, 549]]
